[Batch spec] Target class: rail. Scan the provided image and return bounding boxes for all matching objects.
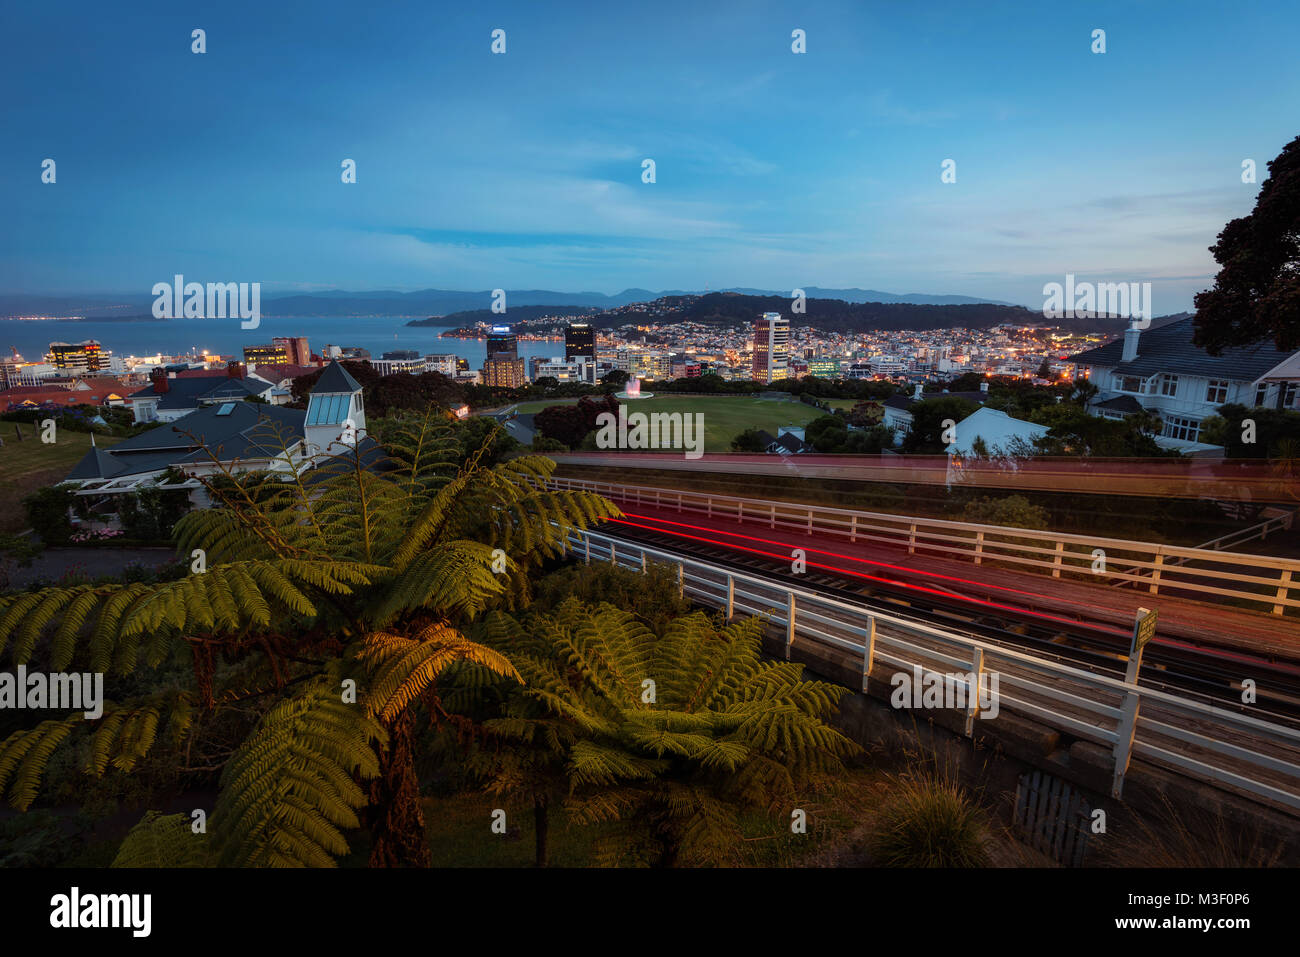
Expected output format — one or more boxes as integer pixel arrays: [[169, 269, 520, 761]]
[[566, 527, 1300, 814], [550, 476, 1300, 616]]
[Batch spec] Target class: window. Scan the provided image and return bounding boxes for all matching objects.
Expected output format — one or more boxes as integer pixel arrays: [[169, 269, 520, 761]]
[[1115, 374, 1143, 394], [1163, 415, 1201, 442], [1286, 383, 1299, 409], [1205, 380, 1229, 404], [307, 393, 350, 425], [1255, 385, 1269, 407], [1157, 374, 1178, 397], [215, 402, 236, 416]]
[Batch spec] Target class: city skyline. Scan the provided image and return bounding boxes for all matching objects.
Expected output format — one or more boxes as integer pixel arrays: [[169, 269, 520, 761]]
[[4, 1, 1298, 311]]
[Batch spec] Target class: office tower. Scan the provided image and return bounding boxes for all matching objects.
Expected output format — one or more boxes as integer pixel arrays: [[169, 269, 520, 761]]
[[273, 336, 311, 366], [565, 322, 596, 362], [243, 343, 290, 365], [486, 325, 518, 360], [751, 312, 790, 383], [48, 340, 103, 374]]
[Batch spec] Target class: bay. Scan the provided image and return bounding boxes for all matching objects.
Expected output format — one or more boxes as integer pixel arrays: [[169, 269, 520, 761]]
[[0, 317, 565, 367]]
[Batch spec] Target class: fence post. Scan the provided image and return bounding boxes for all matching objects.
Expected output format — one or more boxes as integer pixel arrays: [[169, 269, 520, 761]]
[[861, 616, 876, 693], [678, 562, 684, 598], [908, 523, 917, 555], [641, 550, 647, 573], [965, 647, 985, 737], [1113, 607, 1156, 798], [770, 503, 776, 529], [610, 542, 617, 566], [726, 574, 735, 618], [1052, 541, 1064, 578], [850, 514, 858, 543], [1275, 570, 1292, 616], [738, 500, 744, 524], [785, 593, 796, 661], [584, 533, 591, 566], [707, 496, 713, 519], [975, 531, 985, 565], [1148, 553, 1164, 595], [807, 509, 813, 533]]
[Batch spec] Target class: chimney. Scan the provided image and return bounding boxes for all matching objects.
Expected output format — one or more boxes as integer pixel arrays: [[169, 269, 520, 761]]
[[913, 383, 923, 400], [1122, 323, 1142, 363], [227, 361, 246, 379], [150, 368, 170, 394]]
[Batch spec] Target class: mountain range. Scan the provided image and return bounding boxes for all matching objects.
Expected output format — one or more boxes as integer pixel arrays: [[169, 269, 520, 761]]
[[0, 286, 1016, 319]]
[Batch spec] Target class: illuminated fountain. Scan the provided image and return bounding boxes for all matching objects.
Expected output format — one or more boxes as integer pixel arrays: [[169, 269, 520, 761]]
[[615, 375, 653, 399]]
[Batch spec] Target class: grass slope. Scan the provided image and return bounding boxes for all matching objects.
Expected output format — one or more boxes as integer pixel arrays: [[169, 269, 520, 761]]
[[514, 394, 823, 453], [0, 430, 121, 534]]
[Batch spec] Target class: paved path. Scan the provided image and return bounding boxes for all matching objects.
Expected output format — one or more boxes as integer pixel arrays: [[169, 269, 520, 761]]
[[4, 546, 177, 589]]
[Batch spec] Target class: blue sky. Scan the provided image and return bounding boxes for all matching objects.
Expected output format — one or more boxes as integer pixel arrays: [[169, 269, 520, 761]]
[[2, 0, 1296, 309]]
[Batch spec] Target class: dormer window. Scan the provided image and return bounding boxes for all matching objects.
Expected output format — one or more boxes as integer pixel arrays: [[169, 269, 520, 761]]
[[307, 393, 351, 425]]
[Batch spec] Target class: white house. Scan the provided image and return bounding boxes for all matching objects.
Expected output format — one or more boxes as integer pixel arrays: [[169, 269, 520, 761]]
[[944, 406, 1048, 458], [1071, 317, 1299, 450]]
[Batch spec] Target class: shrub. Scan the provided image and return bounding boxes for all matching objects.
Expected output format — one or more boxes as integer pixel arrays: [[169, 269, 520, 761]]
[[870, 772, 990, 867]]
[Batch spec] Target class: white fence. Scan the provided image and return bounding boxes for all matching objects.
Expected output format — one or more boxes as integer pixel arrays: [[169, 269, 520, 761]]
[[568, 527, 1300, 815], [550, 477, 1300, 616]]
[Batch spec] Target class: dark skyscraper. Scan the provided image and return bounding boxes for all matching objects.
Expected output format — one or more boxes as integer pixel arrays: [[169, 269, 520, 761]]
[[486, 325, 518, 360], [565, 322, 596, 362]]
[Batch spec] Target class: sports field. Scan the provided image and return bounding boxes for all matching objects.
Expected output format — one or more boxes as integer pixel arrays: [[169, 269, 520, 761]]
[[0, 430, 121, 534], [512, 395, 823, 453]]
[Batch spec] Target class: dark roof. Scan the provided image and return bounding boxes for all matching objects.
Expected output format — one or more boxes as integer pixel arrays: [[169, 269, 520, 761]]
[[71, 403, 308, 482], [129, 374, 268, 411], [883, 395, 916, 411], [312, 360, 362, 394], [66, 443, 129, 480], [1070, 317, 1293, 381], [1093, 394, 1148, 415], [774, 432, 808, 453]]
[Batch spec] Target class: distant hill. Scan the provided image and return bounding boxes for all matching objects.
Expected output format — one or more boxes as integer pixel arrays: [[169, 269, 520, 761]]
[[0, 286, 1016, 319]]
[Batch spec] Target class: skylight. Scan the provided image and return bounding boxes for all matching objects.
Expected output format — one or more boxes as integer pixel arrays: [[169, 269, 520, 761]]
[[215, 402, 236, 416]]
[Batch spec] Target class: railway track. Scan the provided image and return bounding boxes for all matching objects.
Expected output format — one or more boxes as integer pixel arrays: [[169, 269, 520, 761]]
[[598, 515, 1300, 728]]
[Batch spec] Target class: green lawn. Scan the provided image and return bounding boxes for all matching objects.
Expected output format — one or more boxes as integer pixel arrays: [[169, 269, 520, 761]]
[[513, 395, 824, 453], [0, 430, 119, 534]]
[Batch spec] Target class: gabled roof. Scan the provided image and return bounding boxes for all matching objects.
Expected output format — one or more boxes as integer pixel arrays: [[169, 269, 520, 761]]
[[311, 360, 362, 394], [66, 444, 128, 480], [1070, 317, 1294, 382], [129, 374, 269, 411], [1094, 394, 1148, 415]]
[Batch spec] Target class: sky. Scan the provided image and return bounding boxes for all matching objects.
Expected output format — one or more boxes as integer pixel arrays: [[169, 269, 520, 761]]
[[1, 0, 1297, 310]]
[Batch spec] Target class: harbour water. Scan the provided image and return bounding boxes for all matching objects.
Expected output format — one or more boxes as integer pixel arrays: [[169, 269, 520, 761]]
[[0, 317, 564, 367]]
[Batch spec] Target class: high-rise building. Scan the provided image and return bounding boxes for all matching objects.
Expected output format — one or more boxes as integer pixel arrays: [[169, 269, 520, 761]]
[[482, 356, 527, 389], [273, 336, 311, 366], [243, 343, 290, 366], [48, 340, 103, 374], [751, 313, 789, 384], [565, 323, 596, 362], [486, 325, 518, 361]]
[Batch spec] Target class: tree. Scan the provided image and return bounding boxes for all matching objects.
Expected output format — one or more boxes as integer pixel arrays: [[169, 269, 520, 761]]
[[0, 412, 618, 867], [729, 428, 769, 452], [1031, 408, 1171, 457], [463, 597, 858, 867], [1193, 134, 1300, 353], [601, 370, 630, 389], [901, 397, 979, 454], [1200, 403, 1300, 458]]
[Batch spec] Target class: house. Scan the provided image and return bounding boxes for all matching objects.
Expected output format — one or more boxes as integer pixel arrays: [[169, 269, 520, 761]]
[[944, 407, 1049, 458], [65, 360, 380, 502], [881, 384, 991, 446], [1070, 317, 1300, 450], [244, 362, 325, 405], [128, 366, 276, 424]]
